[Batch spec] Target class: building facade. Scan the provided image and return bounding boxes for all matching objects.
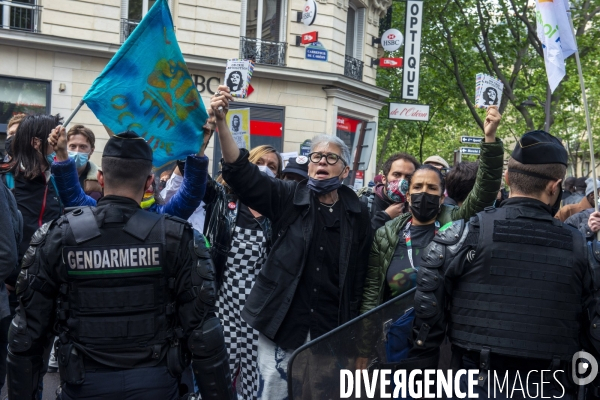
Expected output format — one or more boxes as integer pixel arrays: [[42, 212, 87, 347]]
[[0, 0, 391, 180]]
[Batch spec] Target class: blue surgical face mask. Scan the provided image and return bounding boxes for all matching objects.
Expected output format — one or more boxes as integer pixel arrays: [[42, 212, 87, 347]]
[[307, 175, 343, 195], [68, 151, 89, 169], [257, 165, 276, 178], [46, 151, 56, 165]]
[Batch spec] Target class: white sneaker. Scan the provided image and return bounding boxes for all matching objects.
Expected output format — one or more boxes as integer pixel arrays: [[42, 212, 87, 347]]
[[48, 347, 58, 373]]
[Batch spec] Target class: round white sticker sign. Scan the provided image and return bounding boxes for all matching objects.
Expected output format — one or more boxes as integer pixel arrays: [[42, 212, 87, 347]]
[[296, 156, 308, 165], [381, 29, 403, 52], [302, 0, 317, 26]]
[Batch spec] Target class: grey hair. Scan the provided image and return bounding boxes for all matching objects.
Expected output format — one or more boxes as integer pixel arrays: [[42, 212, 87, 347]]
[[310, 134, 351, 166]]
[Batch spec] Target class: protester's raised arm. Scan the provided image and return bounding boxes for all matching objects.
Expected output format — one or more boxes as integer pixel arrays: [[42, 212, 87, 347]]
[[449, 107, 503, 222], [155, 154, 208, 220], [51, 159, 97, 207], [211, 85, 239, 163], [48, 125, 68, 162], [483, 106, 500, 143]]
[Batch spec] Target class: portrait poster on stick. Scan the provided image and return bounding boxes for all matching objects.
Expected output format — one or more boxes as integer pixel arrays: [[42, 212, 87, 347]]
[[228, 108, 251, 149], [224, 59, 255, 98], [475, 73, 504, 108]]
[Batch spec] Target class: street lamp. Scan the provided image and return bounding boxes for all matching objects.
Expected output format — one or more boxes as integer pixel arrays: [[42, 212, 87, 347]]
[[521, 91, 552, 132]]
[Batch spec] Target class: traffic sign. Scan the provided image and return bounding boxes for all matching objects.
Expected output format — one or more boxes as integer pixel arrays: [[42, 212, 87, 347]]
[[301, 31, 318, 45], [460, 136, 483, 144], [460, 147, 481, 155], [379, 58, 403, 68], [305, 41, 328, 62]]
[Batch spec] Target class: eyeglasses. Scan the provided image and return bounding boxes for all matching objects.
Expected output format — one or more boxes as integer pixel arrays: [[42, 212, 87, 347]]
[[308, 152, 346, 166]]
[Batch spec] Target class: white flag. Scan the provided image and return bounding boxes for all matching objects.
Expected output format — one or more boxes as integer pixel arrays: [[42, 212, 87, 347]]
[[536, 0, 578, 92]]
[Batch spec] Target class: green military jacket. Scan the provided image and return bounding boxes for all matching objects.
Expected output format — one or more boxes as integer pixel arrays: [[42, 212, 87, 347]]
[[360, 139, 504, 314]]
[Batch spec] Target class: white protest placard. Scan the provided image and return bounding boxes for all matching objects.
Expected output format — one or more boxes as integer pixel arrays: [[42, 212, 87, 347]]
[[475, 73, 503, 108], [402, 1, 423, 100], [224, 59, 255, 98]]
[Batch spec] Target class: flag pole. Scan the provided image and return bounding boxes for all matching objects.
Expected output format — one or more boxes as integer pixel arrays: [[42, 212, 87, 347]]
[[567, 11, 599, 219], [544, 84, 551, 132], [62, 100, 84, 128]]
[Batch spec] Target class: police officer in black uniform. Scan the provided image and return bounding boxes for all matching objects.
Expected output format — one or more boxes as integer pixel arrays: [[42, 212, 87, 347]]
[[6, 131, 235, 400], [409, 131, 600, 399]]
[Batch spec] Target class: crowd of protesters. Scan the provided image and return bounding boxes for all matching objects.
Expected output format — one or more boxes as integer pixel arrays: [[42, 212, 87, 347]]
[[1, 85, 600, 400]]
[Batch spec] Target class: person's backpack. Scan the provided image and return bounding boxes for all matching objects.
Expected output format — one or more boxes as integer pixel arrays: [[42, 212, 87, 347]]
[[356, 186, 375, 213]]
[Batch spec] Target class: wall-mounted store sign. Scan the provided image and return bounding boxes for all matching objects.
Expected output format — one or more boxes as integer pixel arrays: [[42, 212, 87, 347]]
[[301, 31, 318, 44], [402, 0, 423, 100], [306, 41, 328, 62], [302, 0, 317, 26], [192, 74, 221, 94], [379, 58, 403, 68], [381, 29, 403, 52], [388, 103, 430, 121]]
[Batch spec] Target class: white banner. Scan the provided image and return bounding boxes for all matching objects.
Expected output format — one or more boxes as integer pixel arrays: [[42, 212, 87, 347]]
[[536, 0, 578, 92]]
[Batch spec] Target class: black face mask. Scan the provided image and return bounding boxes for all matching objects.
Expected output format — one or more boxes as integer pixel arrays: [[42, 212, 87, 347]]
[[550, 182, 562, 216], [4, 135, 13, 158], [410, 192, 441, 223]]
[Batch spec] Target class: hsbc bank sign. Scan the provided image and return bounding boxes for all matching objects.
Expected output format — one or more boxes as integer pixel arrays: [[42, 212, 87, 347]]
[[388, 103, 430, 121], [302, 0, 317, 26], [381, 29, 403, 52]]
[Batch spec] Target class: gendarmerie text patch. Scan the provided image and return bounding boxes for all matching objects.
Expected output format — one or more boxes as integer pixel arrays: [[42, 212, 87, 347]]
[[62, 244, 163, 277]]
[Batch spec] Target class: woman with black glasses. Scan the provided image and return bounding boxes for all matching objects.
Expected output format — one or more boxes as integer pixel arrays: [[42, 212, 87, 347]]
[[210, 86, 372, 399]]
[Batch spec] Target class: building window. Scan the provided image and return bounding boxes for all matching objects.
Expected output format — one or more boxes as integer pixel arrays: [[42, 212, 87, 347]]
[[121, 0, 172, 42], [0, 0, 41, 33], [0, 76, 50, 134], [240, 0, 287, 66], [344, 3, 365, 80]]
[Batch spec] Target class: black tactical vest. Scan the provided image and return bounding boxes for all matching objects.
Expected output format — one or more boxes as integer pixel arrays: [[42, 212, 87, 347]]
[[448, 206, 585, 361], [56, 204, 184, 367]]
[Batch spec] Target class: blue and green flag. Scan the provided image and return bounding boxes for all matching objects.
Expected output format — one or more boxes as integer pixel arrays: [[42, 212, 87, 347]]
[[82, 0, 207, 168]]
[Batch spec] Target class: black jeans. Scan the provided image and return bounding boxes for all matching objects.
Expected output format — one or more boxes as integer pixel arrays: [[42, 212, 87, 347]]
[[59, 366, 180, 400], [0, 315, 11, 390]]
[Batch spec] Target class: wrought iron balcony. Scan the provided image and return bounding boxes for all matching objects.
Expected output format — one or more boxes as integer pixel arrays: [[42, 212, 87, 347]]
[[120, 18, 139, 43], [0, 1, 42, 33], [344, 55, 364, 81], [240, 36, 287, 66]]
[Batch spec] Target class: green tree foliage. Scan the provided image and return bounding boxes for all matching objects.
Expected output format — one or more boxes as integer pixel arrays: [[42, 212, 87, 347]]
[[376, 0, 600, 175]]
